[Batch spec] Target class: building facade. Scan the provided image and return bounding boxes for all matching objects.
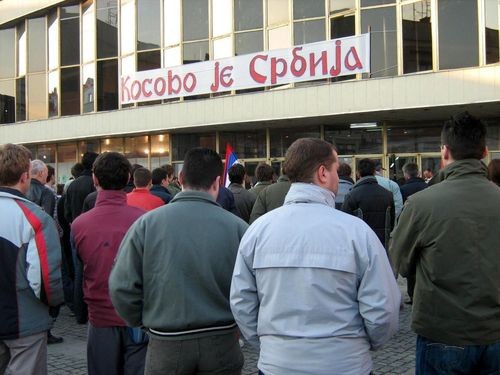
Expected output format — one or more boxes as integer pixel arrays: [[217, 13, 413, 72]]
[[0, 0, 499, 183]]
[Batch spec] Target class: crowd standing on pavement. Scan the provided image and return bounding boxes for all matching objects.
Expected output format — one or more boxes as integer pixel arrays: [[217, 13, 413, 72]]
[[0, 111, 499, 375]]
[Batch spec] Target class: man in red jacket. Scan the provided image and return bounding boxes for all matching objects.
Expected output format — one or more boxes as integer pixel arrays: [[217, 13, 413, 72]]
[[71, 152, 147, 375], [127, 167, 164, 211]]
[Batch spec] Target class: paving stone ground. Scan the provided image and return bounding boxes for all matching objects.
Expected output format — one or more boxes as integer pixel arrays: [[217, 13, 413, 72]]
[[48, 278, 415, 374]]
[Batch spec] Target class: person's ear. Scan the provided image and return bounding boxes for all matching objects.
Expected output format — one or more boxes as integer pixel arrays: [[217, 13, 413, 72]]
[[178, 170, 185, 189], [482, 146, 489, 160], [441, 145, 451, 162], [92, 173, 100, 188]]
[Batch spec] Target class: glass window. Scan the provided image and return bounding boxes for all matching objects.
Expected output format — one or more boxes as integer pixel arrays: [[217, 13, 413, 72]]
[[361, 6, 397, 77], [61, 67, 80, 116], [235, 31, 263, 55], [0, 80, 16, 124], [120, 0, 135, 55], [213, 0, 232, 37], [219, 130, 267, 159], [270, 127, 320, 157], [48, 11, 59, 70], [438, 0, 479, 69], [79, 139, 100, 156], [293, 0, 325, 20], [325, 125, 383, 155], [16, 77, 26, 122], [330, 0, 355, 15], [137, 0, 161, 51], [164, 0, 181, 46], [82, 0, 96, 63], [485, 0, 499, 64], [0, 29, 16, 79], [28, 73, 47, 120], [97, 59, 118, 111], [294, 19, 325, 45], [387, 124, 442, 153], [28, 18, 46, 73], [235, 0, 263, 31], [37, 144, 56, 164], [214, 36, 233, 59], [331, 14, 355, 38], [268, 0, 289, 26], [97, 0, 118, 58], [269, 25, 291, 50], [125, 136, 149, 166], [486, 120, 500, 151], [101, 137, 124, 153], [48, 70, 59, 117], [82, 63, 95, 113], [57, 143, 77, 183], [137, 50, 161, 71], [172, 133, 216, 161], [183, 0, 209, 41], [18, 23, 27, 77], [402, 0, 433, 73], [165, 46, 181, 67], [151, 134, 171, 168], [61, 6, 80, 66], [361, 0, 395, 6], [183, 41, 209, 64]]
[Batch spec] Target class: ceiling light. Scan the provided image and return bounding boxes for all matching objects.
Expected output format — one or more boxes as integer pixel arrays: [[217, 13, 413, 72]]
[[350, 122, 378, 129]]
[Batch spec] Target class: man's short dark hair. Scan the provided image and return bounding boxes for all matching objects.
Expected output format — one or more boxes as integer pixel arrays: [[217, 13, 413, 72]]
[[134, 168, 152, 188], [92, 152, 131, 190], [283, 138, 336, 183], [338, 163, 352, 178], [255, 163, 274, 182], [0, 144, 32, 186], [402, 163, 419, 178], [182, 148, 223, 190], [152, 168, 168, 185], [441, 112, 487, 160], [82, 152, 99, 171], [228, 163, 245, 184], [71, 162, 84, 179], [358, 158, 376, 178], [161, 164, 175, 178]]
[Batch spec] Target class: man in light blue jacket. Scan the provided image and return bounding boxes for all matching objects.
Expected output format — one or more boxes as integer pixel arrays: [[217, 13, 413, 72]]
[[230, 138, 400, 375]]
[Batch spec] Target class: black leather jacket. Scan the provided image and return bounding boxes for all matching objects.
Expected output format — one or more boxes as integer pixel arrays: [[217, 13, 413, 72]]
[[27, 179, 56, 215]]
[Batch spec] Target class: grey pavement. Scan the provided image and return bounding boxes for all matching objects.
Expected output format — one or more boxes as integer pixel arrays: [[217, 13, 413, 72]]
[[48, 278, 415, 374]]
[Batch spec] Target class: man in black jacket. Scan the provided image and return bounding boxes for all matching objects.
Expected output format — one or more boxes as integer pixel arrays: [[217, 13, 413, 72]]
[[27, 159, 56, 215], [64, 152, 98, 223], [342, 158, 395, 249], [400, 162, 427, 203]]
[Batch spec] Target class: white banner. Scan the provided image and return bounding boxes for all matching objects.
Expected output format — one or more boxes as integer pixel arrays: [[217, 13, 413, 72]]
[[120, 33, 370, 104]]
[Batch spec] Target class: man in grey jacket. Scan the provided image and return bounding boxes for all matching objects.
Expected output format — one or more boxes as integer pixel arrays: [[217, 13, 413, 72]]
[[231, 138, 400, 375], [110, 148, 247, 375]]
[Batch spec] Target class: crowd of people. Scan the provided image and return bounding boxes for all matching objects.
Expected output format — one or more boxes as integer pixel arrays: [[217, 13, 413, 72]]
[[0, 111, 499, 375]]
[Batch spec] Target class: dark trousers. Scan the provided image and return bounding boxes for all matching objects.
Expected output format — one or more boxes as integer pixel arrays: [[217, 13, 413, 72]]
[[145, 330, 243, 375], [416, 335, 500, 375], [87, 324, 148, 375]]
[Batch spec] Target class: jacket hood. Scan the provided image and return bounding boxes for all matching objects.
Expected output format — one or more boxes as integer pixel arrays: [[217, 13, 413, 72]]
[[353, 176, 378, 188], [429, 159, 487, 186], [284, 183, 336, 208]]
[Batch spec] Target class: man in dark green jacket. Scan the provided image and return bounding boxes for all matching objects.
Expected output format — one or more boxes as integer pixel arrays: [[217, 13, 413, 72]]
[[249, 174, 291, 224], [110, 148, 247, 375], [390, 112, 500, 374]]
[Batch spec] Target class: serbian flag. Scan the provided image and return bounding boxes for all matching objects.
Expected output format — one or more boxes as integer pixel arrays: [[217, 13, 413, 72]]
[[223, 143, 239, 187]]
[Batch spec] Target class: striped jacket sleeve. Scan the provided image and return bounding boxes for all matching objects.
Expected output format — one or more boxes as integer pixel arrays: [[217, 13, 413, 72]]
[[17, 200, 64, 307]]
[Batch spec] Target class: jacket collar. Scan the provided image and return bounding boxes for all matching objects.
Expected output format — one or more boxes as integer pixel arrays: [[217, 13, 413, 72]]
[[284, 183, 336, 208], [254, 181, 272, 187], [277, 175, 290, 183], [406, 177, 426, 184], [353, 175, 378, 187], [430, 159, 488, 185], [0, 187, 29, 200], [95, 190, 128, 206], [171, 190, 219, 206], [339, 176, 354, 184]]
